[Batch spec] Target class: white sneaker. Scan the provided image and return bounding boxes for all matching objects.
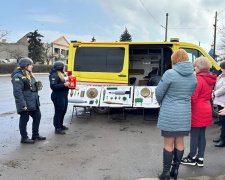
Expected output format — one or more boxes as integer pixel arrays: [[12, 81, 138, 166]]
[[196, 158, 204, 167]]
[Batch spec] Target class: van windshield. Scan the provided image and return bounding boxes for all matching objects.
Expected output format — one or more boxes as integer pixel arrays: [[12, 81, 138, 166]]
[[182, 48, 203, 63]]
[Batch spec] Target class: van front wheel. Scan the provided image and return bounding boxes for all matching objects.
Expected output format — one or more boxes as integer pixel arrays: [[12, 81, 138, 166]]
[[93, 107, 109, 114]]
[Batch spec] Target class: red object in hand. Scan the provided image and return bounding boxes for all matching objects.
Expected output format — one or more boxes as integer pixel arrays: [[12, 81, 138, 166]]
[[68, 75, 76, 88]]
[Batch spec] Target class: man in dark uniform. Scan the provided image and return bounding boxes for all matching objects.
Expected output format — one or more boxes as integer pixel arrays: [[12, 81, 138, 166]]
[[11, 58, 46, 144]]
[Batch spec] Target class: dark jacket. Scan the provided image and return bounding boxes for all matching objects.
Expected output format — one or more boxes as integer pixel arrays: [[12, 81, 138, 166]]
[[11, 68, 40, 114], [191, 69, 217, 127], [49, 68, 69, 96], [147, 76, 161, 86]]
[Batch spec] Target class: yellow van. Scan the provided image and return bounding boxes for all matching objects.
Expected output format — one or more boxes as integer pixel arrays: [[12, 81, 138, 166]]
[[67, 39, 220, 113]]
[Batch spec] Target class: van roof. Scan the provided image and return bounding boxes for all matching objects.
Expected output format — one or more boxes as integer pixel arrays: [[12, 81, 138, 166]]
[[70, 41, 199, 47]]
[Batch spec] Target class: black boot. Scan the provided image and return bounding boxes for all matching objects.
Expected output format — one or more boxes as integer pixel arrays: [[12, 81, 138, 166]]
[[158, 149, 173, 180], [215, 140, 225, 147], [55, 128, 66, 135], [32, 135, 46, 140], [21, 138, 35, 144], [61, 125, 69, 131], [170, 148, 184, 180]]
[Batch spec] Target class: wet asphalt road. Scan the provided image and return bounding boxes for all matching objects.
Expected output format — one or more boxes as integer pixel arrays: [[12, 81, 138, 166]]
[[0, 74, 225, 180]]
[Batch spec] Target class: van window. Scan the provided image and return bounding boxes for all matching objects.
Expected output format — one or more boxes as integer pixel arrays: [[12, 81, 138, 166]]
[[182, 48, 203, 63], [74, 47, 125, 72]]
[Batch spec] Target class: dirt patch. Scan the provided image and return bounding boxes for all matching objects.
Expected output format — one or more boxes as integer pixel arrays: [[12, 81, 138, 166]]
[[120, 126, 129, 131], [0, 111, 16, 116], [67, 143, 77, 147], [3, 160, 21, 168]]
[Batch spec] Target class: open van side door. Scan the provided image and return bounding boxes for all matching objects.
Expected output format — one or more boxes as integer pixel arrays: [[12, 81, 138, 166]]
[[68, 42, 129, 86]]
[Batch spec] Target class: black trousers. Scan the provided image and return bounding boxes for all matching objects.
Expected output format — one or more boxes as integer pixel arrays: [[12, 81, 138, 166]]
[[189, 127, 206, 159], [51, 93, 68, 129], [218, 105, 225, 141], [19, 108, 41, 139]]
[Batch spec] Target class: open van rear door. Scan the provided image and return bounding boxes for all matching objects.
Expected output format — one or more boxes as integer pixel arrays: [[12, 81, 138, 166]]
[[69, 42, 129, 86]]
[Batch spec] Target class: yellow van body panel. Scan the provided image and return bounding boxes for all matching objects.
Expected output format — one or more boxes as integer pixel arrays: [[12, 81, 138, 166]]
[[67, 41, 220, 86], [68, 42, 129, 85]]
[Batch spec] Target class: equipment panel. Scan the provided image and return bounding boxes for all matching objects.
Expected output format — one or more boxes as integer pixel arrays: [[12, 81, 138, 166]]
[[133, 86, 159, 108], [68, 86, 102, 107], [99, 86, 134, 107]]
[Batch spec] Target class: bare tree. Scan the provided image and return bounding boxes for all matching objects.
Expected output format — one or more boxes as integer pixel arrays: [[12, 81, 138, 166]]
[[43, 42, 54, 65], [9, 49, 24, 63], [0, 29, 9, 53], [0, 30, 9, 40], [54, 52, 67, 64], [217, 25, 225, 60]]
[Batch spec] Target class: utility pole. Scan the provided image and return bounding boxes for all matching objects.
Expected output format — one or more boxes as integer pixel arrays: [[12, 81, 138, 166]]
[[165, 13, 168, 42], [213, 11, 217, 60]]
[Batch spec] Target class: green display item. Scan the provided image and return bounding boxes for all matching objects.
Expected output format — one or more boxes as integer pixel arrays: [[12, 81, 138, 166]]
[[103, 89, 106, 101], [122, 97, 127, 101], [135, 98, 143, 103], [107, 87, 118, 90]]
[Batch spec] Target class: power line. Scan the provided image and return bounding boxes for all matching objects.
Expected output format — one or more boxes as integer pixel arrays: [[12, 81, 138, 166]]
[[139, 1, 217, 42], [168, 28, 213, 29], [218, 8, 225, 15], [202, 29, 215, 46], [139, 0, 165, 29], [218, 14, 225, 21], [169, 16, 215, 30]]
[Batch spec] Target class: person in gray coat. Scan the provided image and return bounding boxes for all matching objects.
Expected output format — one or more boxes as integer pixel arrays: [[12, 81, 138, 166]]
[[155, 49, 197, 180], [213, 60, 225, 147], [11, 58, 46, 144]]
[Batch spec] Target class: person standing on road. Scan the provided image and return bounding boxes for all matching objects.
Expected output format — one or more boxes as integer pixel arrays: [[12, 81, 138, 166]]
[[181, 57, 217, 167], [155, 49, 197, 180], [11, 58, 46, 144], [212, 60, 225, 147], [49, 61, 69, 135]]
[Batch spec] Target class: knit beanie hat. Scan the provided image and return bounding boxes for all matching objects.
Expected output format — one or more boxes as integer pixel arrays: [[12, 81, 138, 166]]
[[220, 60, 225, 69]]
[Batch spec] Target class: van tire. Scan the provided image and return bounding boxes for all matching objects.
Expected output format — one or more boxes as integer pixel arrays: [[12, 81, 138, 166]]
[[93, 107, 109, 114]]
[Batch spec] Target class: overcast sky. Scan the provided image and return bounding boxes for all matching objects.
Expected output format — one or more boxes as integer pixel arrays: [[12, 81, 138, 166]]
[[1, 0, 225, 52]]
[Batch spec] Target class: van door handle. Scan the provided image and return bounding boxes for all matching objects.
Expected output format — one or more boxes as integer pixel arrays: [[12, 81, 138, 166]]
[[118, 74, 126, 77]]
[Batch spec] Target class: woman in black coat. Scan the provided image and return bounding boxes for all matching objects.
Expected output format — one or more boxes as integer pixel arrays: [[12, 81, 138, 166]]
[[11, 58, 46, 144], [49, 61, 69, 135]]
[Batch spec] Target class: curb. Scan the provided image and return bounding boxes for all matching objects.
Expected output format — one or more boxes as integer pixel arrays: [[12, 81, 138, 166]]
[[0, 74, 11, 77], [0, 73, 49, 77]]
